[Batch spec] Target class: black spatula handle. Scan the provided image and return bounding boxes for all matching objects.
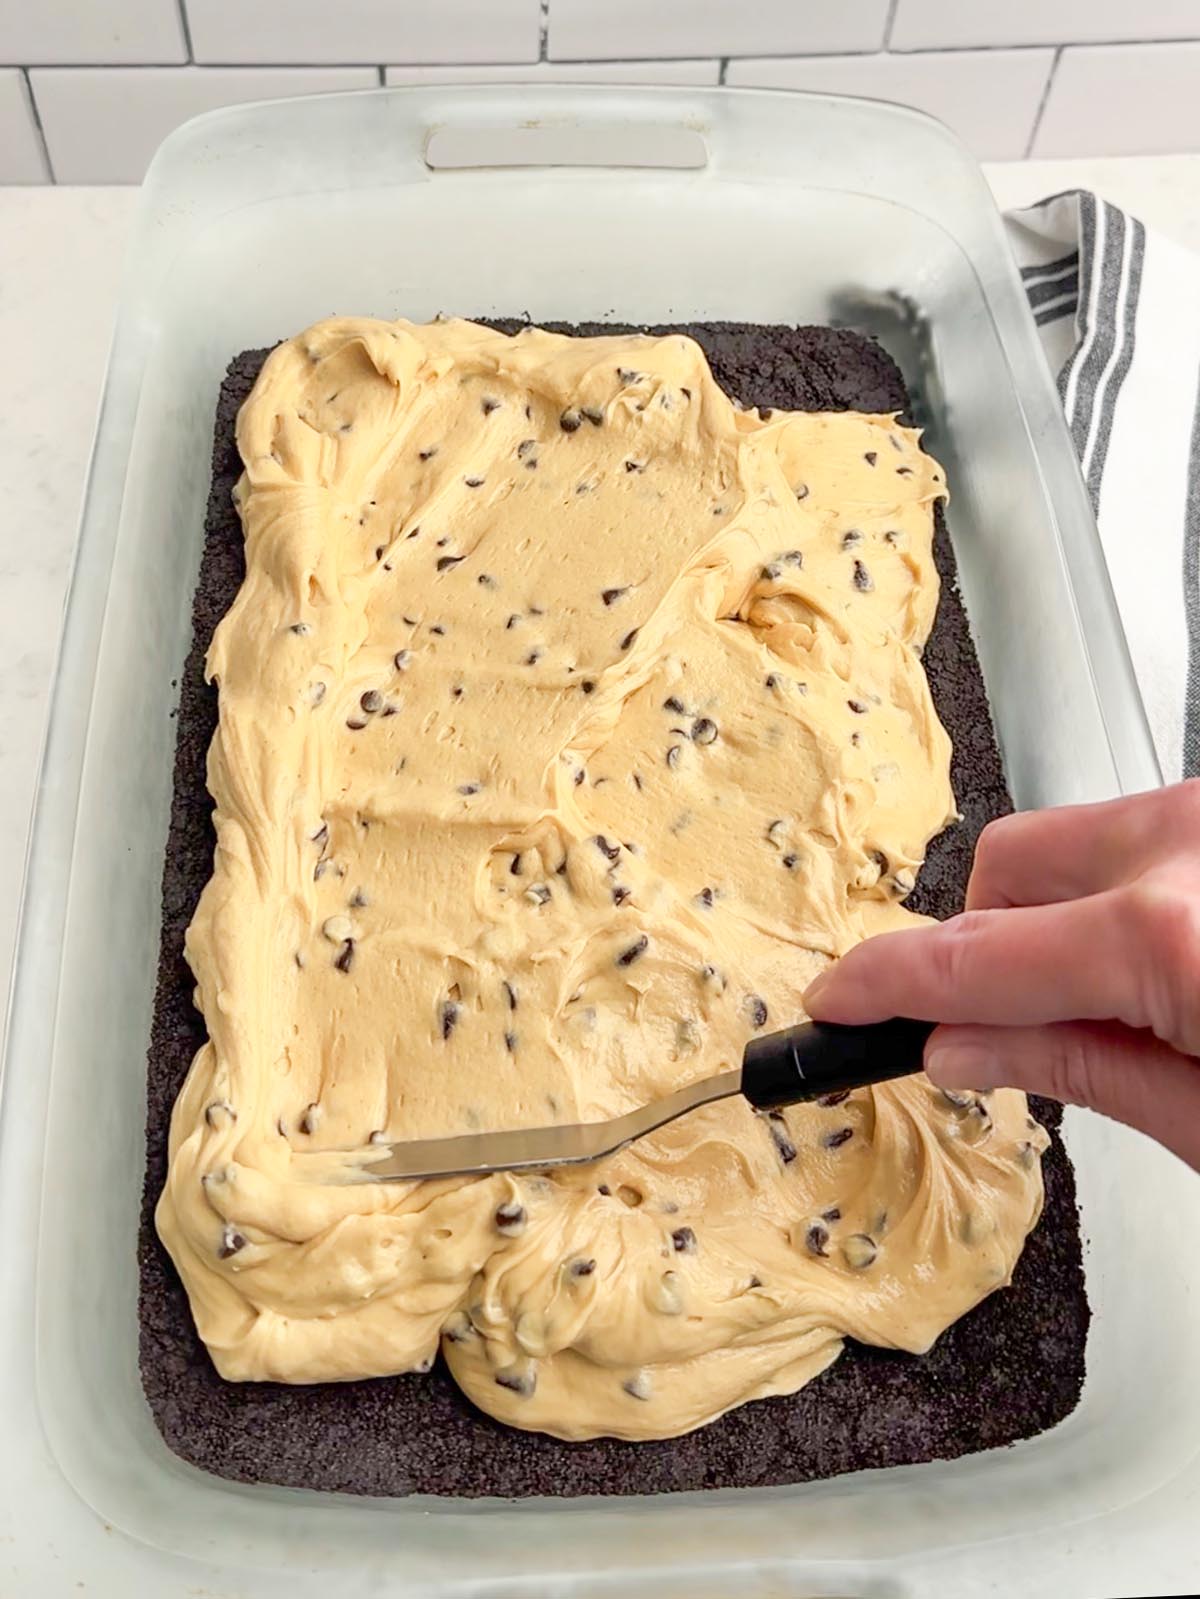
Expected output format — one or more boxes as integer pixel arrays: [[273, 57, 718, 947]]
[[741, 1017, 936, 1109]]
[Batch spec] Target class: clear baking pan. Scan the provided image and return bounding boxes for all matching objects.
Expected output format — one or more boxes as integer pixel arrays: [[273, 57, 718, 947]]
[[1, 85, 1195, 1599]]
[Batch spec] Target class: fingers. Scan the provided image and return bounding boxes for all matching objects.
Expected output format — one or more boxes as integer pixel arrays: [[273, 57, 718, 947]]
[[803, 884, 1200, 1043], [965, 782, 1200, 911], [924, 1020, 1200, 1172]]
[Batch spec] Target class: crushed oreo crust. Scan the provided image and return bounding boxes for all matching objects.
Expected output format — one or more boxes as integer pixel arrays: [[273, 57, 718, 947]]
[[139, 320, 1086, 1503]]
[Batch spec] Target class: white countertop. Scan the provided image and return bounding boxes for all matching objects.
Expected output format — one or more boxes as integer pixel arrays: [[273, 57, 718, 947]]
[[1, 153, 1198, 1598]]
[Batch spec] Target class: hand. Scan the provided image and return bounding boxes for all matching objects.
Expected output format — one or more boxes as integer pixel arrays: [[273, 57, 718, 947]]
[[802, 781, 1200, 1169]]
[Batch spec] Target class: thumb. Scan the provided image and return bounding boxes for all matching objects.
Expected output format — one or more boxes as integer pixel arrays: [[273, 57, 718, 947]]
[[924, 1021, 1200, 1172]]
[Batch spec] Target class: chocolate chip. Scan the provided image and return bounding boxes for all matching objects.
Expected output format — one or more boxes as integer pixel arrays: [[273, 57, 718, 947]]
[[573, 769, 585, 786], [394, 649, 411, 671], [509, 853, 523, 877], [570, 1258, 596, 1278], [612, 885, 631, 905], [632, 772, 644, 791], [624, 459, 646, 474], [823, 1127, 853, 1150], [451, 684, 464, 699], [495, 1202, 527, 1237], [517, 438, 538, 460], [765, 1113, 796, 1164], [504, 1031, 517, 1053], [700, 963, 726, 994], [782, 853, 798, 870], [794, 483, 809, 500], [464, 476, 485, 488], [852, 560, 874, 592], [884, 529, 902, 545], [289, 622, 311, 635], [661, 697, 686, 716], [418, 446, 438, 461], [346, 718, 367, 730], [671, 1227, 697, 1254], [299, 1102, 322, 1134], [581, 406, 604, 426], [560, 409, 581, 433], [430, 623, 446, 636], [896, 466, 914, 477], [666, 745, 682, 769], [765, 673, 780, 691], [334, 939, 355, 973], [443, 1312, 475, 1343], [436, 555, 465, 572], [939, 1087, 975, 1111], [841, 529, 863, 550], [691, 717, 718, 745], [602, 587, 628, 607], [218, 1224, 247, 1260], [481, 397, 501, 414], [746, 995, 769, 1030], [761, 563, 781, 581], [204, 1100, 236, 1128], [360, 689, 382, 714], [593, 834, 621, 863], [822, 1206, 842, 1222], [696, 887, 714, 908], [864, 451, 877, 466], [619, 628, 639, 651], [817, 1090, 851, 1107], [309, 681, 327, 705], [581, 679, 596, 694], [495, 1368, 536, 1397], [503, 980, 518, 1011], [616, 935, 649, 967], [457, 782, 480, 796], [781, 550, 803, 567], [524, 649, 542, 666], [805, 1221, 829, 1257], [843, 1233, 878, 1269], [505, 613, 521, 630], [525, 882, 552, 906]]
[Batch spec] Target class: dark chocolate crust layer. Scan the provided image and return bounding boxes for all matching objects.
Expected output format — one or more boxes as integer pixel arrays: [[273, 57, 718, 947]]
[[138, 322, 1088, 1498]]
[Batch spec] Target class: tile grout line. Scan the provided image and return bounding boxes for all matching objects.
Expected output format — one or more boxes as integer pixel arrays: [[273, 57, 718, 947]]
[[882, 0, 900, 51], [539, 0, 550, 62], [1024, 44, 1063, 159], [6, 38, 1200, 73], [175, 0, 194, 62], [20, 68, 56, 184]]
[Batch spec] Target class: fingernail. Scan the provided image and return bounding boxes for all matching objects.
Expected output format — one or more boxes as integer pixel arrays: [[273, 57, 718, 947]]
[[802, 970, 832, 1014], [925, 1043, 997, 1087]]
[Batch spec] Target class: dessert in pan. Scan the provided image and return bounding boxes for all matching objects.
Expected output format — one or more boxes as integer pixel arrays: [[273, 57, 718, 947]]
[[140, 318, 1087, 1496]]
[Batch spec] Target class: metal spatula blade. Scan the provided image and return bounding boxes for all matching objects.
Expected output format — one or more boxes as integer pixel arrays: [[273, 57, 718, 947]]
[[352, 1017, 934, 1183]]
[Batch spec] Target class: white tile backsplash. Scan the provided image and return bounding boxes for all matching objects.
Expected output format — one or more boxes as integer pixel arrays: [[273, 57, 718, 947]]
[[30, 65, 377, 183], [385, 60, 720, 85], [0, 0, 185, 66], [892, 0, 1200, 51], [6, 1, 1200, 182], [0, 70, 47, 182], [548, 0, 890, 61], [187, 0, 540, 66], [1034, 41, 1200, 157], [726, 49, 1055, 161]]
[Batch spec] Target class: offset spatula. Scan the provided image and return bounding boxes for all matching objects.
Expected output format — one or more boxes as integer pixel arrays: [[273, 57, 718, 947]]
[[357, 1017, 934, 1183]]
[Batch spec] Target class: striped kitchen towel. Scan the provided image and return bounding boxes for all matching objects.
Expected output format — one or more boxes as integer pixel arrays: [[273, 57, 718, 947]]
[[1004, 192, 1200, 785]]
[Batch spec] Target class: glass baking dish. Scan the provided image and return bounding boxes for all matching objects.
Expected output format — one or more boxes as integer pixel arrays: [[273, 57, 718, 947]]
[[1, 85, 1196, 1599]]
